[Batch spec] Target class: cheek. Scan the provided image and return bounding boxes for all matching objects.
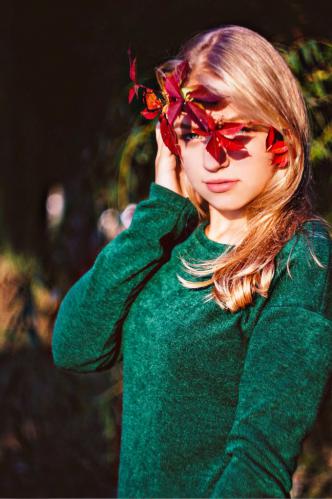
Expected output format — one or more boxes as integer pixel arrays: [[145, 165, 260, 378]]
[[239, 160, 276, 197], [180, 144, 203, 174], [245, 136, 266, 158], [241, 139, 274, 173], [236, 147, 275, 192]]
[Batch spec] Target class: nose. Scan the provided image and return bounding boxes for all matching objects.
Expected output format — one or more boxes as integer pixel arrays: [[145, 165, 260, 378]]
[[203, 146, 230, 171]]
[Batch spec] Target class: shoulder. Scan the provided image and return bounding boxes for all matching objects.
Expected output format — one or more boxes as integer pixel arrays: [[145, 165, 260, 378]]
[[278, 219, 331, 267], [270, 219, 332, 316]]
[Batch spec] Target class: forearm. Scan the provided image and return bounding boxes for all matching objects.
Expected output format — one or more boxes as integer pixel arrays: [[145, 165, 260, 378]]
[[52, 182, 198, 373]]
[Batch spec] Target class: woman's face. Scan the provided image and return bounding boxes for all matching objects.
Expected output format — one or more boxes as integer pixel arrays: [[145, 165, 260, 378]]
[[174, 85, 280, 216]]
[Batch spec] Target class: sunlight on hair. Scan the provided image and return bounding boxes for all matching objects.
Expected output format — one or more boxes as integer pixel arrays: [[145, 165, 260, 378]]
[[156, 25, 331, 312]]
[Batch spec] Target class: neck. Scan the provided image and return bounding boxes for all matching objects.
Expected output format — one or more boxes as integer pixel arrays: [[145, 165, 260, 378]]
[[205, 206, 248, 245]]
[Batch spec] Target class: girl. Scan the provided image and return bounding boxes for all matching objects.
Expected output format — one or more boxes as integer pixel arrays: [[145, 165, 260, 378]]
[[52, 25, 332, 498]]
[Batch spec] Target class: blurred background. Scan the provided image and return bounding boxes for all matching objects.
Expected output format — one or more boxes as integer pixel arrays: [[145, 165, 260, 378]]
[[0, 0, 331, 497]]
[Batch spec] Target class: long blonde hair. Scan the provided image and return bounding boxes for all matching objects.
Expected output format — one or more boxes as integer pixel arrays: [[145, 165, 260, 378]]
[[155, 25, 330, 312]]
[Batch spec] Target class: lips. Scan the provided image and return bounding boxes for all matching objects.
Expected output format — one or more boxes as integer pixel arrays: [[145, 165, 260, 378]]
[[205, 180, 239, 193], [204, 179, 238, 184]]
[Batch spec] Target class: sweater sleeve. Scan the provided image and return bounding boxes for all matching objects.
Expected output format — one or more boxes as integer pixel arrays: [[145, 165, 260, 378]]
[[52, 182, 198, 373], [212, 224, 332, 498]]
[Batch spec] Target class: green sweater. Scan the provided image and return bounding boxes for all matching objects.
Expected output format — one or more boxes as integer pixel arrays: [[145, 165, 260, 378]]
[[52, 182, 332, 498]]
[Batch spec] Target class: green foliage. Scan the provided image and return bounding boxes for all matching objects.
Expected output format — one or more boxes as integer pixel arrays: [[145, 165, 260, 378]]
[[0, 247, 40, 278], [283, 39, 332, 169], [116, 121, 155, 208]]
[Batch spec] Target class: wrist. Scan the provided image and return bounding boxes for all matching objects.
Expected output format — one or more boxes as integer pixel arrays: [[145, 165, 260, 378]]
[[154, 177, 183, 197]]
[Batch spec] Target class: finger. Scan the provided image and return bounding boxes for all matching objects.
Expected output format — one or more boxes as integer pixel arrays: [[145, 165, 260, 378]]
[[155, 125, 165, 155], [155, 128, 169, 156]]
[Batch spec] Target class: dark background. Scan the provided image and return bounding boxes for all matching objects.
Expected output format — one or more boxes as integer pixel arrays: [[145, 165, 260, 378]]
[[1, 0, 331, 263]]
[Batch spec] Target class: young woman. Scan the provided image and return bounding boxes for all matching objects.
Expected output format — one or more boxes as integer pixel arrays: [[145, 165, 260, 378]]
[[52, 25, 332, 498]]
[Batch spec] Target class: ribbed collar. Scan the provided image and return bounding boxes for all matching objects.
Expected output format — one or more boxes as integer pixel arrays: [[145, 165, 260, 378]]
[[192, 220, 235, 254]]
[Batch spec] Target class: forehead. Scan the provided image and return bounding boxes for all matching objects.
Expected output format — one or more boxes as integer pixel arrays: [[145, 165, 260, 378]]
[[186, 71, 228, 92]]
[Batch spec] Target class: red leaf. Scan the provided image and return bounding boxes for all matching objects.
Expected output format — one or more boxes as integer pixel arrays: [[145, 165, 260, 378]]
[[206, 133, 227, 163], [188, 85, 221, 103], [127, 48, 145, 105], [164, 74, 182, 99], [220, 122, 246, 135], [173, 60, 190, 85], [144, 88, 162, 111], [192, 127, 209, 137], [272, 153, 289, 167], [128, 84, 142, 103], [128, 86, 136, 104], [265, 126, 289, 167], [268, 141, 288, 154], [128, 48, 137, 83], [206, 113, 218, 131], [266, 126, 276, 150], [167, 100, 183, 125], [220, 135, 247, 152], [159, 114, 181, 157], [141, 109, 161, 119], [276, 155, 289, 168], [185, 102, 211, 132]]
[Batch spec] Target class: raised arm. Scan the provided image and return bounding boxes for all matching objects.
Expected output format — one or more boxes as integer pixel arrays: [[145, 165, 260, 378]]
[[52, 182, 198, 373]]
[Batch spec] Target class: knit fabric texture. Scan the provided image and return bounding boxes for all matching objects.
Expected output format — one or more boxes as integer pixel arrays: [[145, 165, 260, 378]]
[[52, 182, 332, 498]]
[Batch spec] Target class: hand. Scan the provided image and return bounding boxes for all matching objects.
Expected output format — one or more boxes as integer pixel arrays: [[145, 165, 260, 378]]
[[154, 122, 188, 197]]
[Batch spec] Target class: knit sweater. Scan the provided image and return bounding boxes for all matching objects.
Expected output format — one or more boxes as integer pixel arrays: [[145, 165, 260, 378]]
[[52, 182, 332, 498]]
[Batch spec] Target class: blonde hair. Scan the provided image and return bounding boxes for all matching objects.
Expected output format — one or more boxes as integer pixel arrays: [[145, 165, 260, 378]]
[[155, 25, 330, 312]]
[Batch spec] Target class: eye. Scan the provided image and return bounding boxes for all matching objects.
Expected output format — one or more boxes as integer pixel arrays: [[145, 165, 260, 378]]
[[180, 132, 204, 143], [194, 100, 223, 110], [201, 101, 221, 109], [236, 127, 255, 136], [222, 127, 254, 139]]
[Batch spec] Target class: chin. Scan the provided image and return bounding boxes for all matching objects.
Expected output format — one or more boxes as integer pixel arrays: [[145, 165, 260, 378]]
[[211, 200, 247, 212]]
